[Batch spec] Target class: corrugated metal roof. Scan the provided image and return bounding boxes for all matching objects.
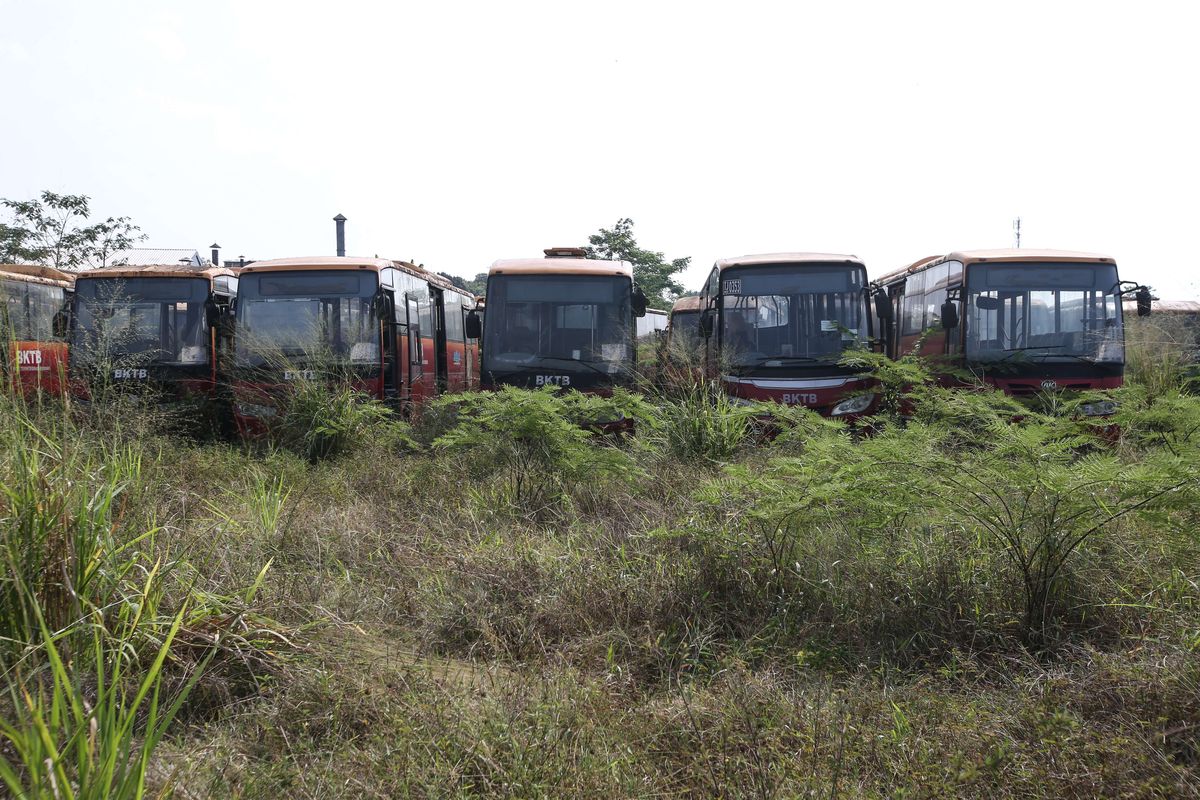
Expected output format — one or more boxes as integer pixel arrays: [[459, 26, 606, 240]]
[[107, 248, 205, 267]]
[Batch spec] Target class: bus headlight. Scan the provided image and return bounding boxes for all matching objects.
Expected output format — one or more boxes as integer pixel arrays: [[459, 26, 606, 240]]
[[235, 402, 277, 418], [831, 393, 875, 416], [1080, 400, 1119, 417]]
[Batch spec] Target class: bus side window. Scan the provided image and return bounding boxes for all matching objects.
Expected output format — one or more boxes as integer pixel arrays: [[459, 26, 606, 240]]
[[901, 271, 926, 335], [445, 299, 464, 342], [923, 264, 950, 328]]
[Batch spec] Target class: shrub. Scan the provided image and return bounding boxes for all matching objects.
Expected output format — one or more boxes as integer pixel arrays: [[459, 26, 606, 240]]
[[273, 380, 410, 462], [650, 382, 757, 464], [431, 386, 643, 519], [700, 393, 1197, 650]]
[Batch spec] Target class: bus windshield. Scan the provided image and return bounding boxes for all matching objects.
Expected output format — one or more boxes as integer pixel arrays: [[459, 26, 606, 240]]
[[483, 274, 633, 377], [671, 310, 700, 339], [235, 270, 380, 367], [1, 276, 66, 342], [965, 262, 1124, 363], [72, 277, 210, 366], [720, 264, 868, 367]]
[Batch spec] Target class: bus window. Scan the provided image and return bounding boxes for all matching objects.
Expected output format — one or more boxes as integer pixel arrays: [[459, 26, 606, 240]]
[[901, 271, 926, 335]]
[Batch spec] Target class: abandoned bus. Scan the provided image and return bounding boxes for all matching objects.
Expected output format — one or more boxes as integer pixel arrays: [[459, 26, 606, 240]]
[[636, 308, 668, 339], [68, 264, 237, 403], [0, 264, 74, 397], [1123, 298, 1200, 325], [697, 253, 876, 416], [230, 256, 478, 431], [873, 249, 1149, 400], [471, 247, 648, 392], [657, 295, 704, 384], [1123, 298, 1200, 370], [667, 295, 702, 349]]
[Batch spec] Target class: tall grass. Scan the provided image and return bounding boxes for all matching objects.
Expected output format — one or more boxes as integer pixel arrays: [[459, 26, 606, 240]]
[[0, 605, 212, 800], [652, 381, 756, 463], [0, 392, 287, 799], [1125, 313, 1200, 395]]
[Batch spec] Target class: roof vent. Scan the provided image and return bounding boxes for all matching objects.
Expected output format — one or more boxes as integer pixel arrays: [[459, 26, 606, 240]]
[[543, 246, 587, 259]]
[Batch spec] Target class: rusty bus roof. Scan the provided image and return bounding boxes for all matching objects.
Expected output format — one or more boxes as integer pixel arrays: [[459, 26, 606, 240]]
[[875, 248, 1117, 285], [418, 267, 470, 295], [715, 252, 864, 272], [76, 264, 238, 282], [488, 256, 632, 278], [671, 295, 702, 313], [0, 263, 75, 287]]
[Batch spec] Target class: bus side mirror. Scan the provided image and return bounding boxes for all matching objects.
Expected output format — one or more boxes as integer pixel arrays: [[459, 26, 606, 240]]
[[205, 299, 222, 329], [372, 291, 392, 320], [52, 309, 69, 338], [873, 291, 893, 321], [940, 299, 959, 330], [632, 287, 648, 318], [1136, 286, 1152, 317], [699, 311, 714, 338], [465, 310, 482, 339]]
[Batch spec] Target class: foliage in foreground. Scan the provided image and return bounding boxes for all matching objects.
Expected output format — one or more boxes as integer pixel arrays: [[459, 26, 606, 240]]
[[0, 398, 289, 799], [1, 339, 1198, 797]]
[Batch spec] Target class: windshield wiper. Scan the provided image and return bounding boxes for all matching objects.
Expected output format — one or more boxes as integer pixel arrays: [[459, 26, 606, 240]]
[[1036, 352, 1101, 365], [497, 356, 616, 379], [993, 345, 1066, 363], [738, 355, 822, 366], [990, 346, 1104, 365]]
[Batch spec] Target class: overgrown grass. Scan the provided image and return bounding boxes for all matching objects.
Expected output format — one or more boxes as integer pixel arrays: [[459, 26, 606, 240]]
[[0, 334, 1197, 797]]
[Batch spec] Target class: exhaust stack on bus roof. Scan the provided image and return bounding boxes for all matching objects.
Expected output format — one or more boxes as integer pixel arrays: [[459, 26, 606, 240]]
[[334, 214, 347, 258]]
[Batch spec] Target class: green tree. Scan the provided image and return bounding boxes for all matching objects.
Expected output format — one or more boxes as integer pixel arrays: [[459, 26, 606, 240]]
[[584, 218, 689, 310], [464, 272, 488, 296], [0, 190, 143, 269], [437, 271, 471, 292]]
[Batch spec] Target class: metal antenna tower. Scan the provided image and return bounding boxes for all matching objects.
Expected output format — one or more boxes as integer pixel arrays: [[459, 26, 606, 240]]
[[1013, 217, 1022, 248]]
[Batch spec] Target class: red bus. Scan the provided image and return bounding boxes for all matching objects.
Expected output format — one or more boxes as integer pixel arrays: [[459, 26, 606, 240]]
[[230, 256, 478, 431], [658, 295, 704, 385], [697, 253, 878, 417], [873, 249, 1149, 401], [470, 247, 648, 393], [68, 264, 238, 403], [0, 264, 74, 398]]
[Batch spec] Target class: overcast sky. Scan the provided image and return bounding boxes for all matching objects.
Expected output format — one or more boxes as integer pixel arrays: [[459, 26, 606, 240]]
[[2, 1, 1198, 298]]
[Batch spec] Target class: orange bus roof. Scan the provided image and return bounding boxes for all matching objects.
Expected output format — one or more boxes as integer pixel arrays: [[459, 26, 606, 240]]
[[240, 256, 396, 274], [715, 252, 864, 272], [76, 264, 238, 282], [488, 256, 632, 278], [0, 263, 75, 287], [875, 248, 1117, 285], [238, 255, 474, 296], [671, 295, 702, 313]]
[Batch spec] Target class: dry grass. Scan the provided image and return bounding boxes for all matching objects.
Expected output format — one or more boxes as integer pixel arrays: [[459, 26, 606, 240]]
[[2, 343, 1198, 797]]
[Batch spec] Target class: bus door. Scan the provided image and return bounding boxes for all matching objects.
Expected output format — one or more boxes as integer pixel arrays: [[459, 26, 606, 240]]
[[432, 287, 449, 393], [887, 282, 905, 359], [380, 289, 402, 402], [405, 292, 427, 402]]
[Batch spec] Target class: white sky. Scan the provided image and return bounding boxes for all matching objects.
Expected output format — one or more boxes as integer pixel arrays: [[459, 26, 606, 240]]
[[2, 0, 1198, 299]]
